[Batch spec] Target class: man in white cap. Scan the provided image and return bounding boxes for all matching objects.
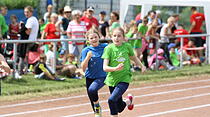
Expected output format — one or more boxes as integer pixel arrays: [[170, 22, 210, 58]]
[[81, 6, 99, 30]]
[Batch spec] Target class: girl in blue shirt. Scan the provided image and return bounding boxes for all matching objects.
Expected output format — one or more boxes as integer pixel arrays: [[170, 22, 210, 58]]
[[80, 28, 107, 117]]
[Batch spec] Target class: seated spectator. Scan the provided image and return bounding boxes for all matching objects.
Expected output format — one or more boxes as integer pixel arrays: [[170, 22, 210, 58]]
[[168, 43, 180, 67], [149, 48, 176, 70], [57, 54, 82, 79], [33, 54, 65, 81], [174, 25, 189, 46], [183, 40, 203, 65]]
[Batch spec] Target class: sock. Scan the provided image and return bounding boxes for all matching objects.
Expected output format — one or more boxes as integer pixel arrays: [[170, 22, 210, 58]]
[[94, 103, 100, 107]]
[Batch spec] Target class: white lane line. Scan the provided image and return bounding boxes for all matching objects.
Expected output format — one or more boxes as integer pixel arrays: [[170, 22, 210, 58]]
[[139, 103, 210, 117], [1, 79, 210, 109], [63, 93, 210, 117], [1, 85, 210, 117]]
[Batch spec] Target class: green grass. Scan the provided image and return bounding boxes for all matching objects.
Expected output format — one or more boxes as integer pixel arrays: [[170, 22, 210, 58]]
[[1, 65, 210, 102]]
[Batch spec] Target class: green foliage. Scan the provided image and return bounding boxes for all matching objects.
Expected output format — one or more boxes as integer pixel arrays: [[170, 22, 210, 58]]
[[0, 0, 39, 9]]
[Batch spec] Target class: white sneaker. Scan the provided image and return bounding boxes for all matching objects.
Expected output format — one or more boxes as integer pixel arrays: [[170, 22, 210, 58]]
[[15, 72, 22, 79]]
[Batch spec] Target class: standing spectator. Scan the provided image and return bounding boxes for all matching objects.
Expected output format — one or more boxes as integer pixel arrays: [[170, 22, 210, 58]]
[[24, 6, 39, 41], [0, 6, 8, 40], [59, 6, 71, 54], [138, 17, 149, 68], [159, 17, 175, 65], [57, 8, 64, 22], [41, 13, 60, 53], [109, 12, 120, 33], [98, 11, 109, 39], [171, 14, 180, 33], [189, 7, 205, 57], [9, 15, 19, 40], [43, 4, 56, 23], [67, 10, 87, 62], [81, 6, 99, 31]]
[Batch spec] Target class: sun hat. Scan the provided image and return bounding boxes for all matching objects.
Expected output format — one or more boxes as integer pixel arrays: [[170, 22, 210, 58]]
[[64, 6, 71, 12]]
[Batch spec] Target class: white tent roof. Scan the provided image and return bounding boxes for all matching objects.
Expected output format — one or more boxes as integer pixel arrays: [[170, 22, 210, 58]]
[[120, 0, 210, 62]]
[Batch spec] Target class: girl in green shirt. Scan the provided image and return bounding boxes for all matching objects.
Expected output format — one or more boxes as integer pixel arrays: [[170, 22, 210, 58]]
[[102, 27, 146, 116]]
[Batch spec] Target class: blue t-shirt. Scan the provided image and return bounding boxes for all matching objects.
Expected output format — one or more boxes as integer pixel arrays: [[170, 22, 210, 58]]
[[80, 43, 107, 79]]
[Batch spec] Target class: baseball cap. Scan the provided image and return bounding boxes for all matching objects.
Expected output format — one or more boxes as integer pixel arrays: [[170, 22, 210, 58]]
[[87, 6, 94, 11], [100, 11, 106, 15]]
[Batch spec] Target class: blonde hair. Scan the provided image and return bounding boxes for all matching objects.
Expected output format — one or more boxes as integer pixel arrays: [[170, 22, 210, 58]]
[[112, 27, 125, 37], [24, 6, 34, 13], [86, 27, 100, 39]]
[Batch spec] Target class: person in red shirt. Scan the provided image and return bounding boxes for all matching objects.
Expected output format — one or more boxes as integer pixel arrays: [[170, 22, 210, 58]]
[[80, 6, 99, 30], [189, 7, 205, 47], [174, 25, 189, 46], [41, 13, 60, 53], [189, 7, 205, 57]]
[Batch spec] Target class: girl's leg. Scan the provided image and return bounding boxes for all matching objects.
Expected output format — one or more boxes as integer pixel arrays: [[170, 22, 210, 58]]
[[142, 48, 149, 68], [108, 82, 129, 115], [86, 78, 105, 111]]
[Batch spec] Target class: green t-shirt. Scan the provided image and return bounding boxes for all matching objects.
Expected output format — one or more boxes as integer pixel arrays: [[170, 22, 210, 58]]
[[138, 23, 148, 35], [102, 43, 134, 87], [0, 14, 8, 35], [126, 31, 135, 47], [170, 52, 180, 67]]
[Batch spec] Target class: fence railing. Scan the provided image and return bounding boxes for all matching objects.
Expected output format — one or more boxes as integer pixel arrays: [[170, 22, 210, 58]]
[[0, 34, 209, 77]]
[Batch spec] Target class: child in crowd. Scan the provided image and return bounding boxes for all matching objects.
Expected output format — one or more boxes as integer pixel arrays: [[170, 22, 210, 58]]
[[102, 27, 146, 117], [138, 17, 149, 68], [168, 43, 180, 67], [126, 20, 141, 70], [9, 15, 19, 40], [33, 54, 65, 81], [149, 48, 176, 70], [80, 28, 108, 117]]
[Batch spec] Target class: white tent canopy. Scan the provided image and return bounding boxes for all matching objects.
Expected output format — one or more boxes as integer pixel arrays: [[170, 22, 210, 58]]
[[120, 0, 210, 63]]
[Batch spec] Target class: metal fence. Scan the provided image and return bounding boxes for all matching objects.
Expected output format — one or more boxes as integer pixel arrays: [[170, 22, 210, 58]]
[[0, 34, 209, 76]]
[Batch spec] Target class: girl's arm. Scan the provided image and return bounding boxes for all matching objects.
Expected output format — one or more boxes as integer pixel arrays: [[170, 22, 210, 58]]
[[81, 51, 92, 72], [130, 56, 146, 73], [103, 59, 124, 72]]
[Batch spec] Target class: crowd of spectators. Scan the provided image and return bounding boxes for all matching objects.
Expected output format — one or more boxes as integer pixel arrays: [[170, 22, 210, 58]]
[[0, 5, 206, 80]]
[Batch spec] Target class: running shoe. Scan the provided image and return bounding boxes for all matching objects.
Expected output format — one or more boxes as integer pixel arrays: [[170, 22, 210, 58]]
[[94, 105, 102, 117], [127, 94, 134, 110]]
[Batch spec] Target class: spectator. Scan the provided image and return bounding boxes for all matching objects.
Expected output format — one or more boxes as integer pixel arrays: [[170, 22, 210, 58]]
[[58, 6, 72, 54], [67, 10, 87, 61], [149, 48, 176, 70], [159, 16, 175, 65], [38, 18, 46, 38], [24, 6, 39, 41], [98, 11, 109, 39], [41, 13, 60, 53], [9, 15, 19, 40], [57, 8, 64, 22], [174, 25, 189, 46], [171, 14, 180, 33], [146, 18, 159, 55], [138, 17, 149, 68], [0, 6, 8, 40], [43, 4, 56, 23], [81, 6, 99, 30], [109, 11, 120, 33], [168, 43, 180, 67], [33, 53, 65, 81], [189, 7, 205, 57]]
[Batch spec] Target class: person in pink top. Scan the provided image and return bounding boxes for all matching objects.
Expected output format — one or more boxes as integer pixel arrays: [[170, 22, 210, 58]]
[[67, 10, 87, 61], [80, 6, 99, 30], [149, 48, 175, 70]]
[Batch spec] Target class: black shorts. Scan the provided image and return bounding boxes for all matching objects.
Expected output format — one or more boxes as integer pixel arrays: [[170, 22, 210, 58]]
[[190, 32, 204, 47]]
